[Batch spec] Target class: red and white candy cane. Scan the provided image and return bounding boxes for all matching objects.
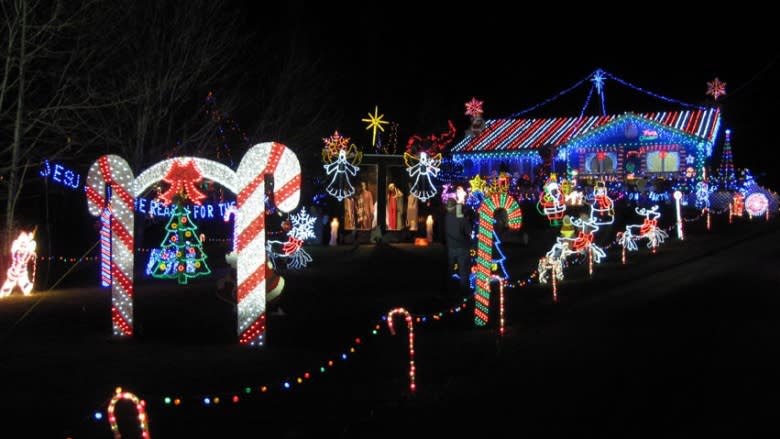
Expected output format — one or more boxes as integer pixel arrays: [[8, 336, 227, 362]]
[[86, 155, 135, 337], [235, 142, 301, 346], [474, 192, 523, 326], [387, 307, 416, 394], [107, 388, 151, 439]]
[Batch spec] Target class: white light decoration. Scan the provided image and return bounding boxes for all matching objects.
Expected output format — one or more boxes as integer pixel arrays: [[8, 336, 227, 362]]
[[134, 158, 236, 195], [673, 190, 684, 240], [322, 131, 362, 201], [695, 181, 711, 209], [267, 208, 315, 270], [567, 216, 606, 276], [234, 142, 301, 346], [1, 230, 37, 297], [617, 206, 669, 263], [565, 190, 584, 206], [541, 215, 605, 288], [745, 192, 769, 218], [587, 180, 614, 225], [538, 250, 564, 304], [86, 155, 136, 336], [86, 142, 301, 347], [404, 151, 442, 202]]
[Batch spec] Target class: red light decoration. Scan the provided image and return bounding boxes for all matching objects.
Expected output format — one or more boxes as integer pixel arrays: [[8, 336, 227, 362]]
[[158, 159, 207, 206], [475, 192, 523, 326], [387, 308, 416, 395]]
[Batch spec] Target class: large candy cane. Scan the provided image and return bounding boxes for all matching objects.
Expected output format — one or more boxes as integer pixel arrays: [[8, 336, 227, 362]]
[[107, 388, 151, 439], [474, 192, 522, 326], [235, 142, 301, 346], [86, 155, 135, 337], [387, 307, 416, 394]]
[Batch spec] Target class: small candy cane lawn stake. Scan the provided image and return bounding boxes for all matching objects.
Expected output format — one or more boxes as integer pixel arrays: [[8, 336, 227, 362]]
[[387, 308, 416, 395], [107, 388, 150, 439]]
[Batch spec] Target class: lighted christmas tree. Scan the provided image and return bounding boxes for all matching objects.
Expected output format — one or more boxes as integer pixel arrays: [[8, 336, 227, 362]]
[[150, 158, 211, 284], [718, 129, 737, 191], [150, 202, 211, 284]]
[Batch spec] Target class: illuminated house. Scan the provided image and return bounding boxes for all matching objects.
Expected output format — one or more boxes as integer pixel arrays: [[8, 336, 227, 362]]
[[450, 108, 721, 182]]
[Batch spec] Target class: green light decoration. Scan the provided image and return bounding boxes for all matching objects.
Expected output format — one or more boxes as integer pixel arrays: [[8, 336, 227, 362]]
[[474, 192, 523, 326], [151, 203, 211, 284]]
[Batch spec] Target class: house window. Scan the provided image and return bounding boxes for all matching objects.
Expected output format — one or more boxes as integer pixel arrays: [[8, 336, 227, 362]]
[[646, 151, 679, 173], [584, 152, 617, 174]]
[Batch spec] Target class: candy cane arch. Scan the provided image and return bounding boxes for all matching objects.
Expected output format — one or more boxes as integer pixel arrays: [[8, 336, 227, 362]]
[[86, 155, 136, 337], [474, 192, 523, 326], [387, 307, 416, 394], [87, 143, 300, 346], [107, 388, 151, 439], [235, 142, 301, 346]]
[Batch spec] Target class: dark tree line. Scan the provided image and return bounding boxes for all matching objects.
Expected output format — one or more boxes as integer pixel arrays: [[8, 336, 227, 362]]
[[1, 0, 338, 267]]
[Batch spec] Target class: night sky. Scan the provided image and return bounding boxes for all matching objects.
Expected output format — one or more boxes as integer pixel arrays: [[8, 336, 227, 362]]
[[244, 3, 780, 186]]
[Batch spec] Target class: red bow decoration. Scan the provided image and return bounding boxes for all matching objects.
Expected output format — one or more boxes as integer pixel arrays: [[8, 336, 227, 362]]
[[159, 159, 207, 205]]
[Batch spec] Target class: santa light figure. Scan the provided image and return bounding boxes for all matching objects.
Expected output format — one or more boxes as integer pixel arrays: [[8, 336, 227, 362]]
[[1, 230, 37, 297], [537, 174, 567, 226]]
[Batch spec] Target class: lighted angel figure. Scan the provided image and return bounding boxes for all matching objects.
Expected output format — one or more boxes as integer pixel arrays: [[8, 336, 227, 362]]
[[404, 151, 442, 202], [537, 176, 566, 226], [617, 205, 669, 253], [1, 230, 37, 297], [323, 145, 362, 201]]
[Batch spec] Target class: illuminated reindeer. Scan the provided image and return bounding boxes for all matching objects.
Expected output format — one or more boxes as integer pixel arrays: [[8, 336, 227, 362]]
[[539, 214, 605, 284], [617, 205, 668, 262]]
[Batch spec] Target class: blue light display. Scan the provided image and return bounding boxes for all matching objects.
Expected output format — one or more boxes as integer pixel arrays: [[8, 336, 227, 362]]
[[135, 197, 235, 221], [39, 159, 81, 190]]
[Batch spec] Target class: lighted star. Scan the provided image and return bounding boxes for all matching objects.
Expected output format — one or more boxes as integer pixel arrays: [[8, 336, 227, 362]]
[[464, 97, 484, 117], [469, 175, 486, 193], [361, 106, 390, 147], [591, 69, 606, 95], [706, 78, 726, 100]]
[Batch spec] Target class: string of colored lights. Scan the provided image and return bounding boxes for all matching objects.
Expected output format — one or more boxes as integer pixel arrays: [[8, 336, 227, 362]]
[[74, 201, 755, 435], [601, 70, 705, 110], [506, 71, 593, 118], [579, 84, 595, 117]]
